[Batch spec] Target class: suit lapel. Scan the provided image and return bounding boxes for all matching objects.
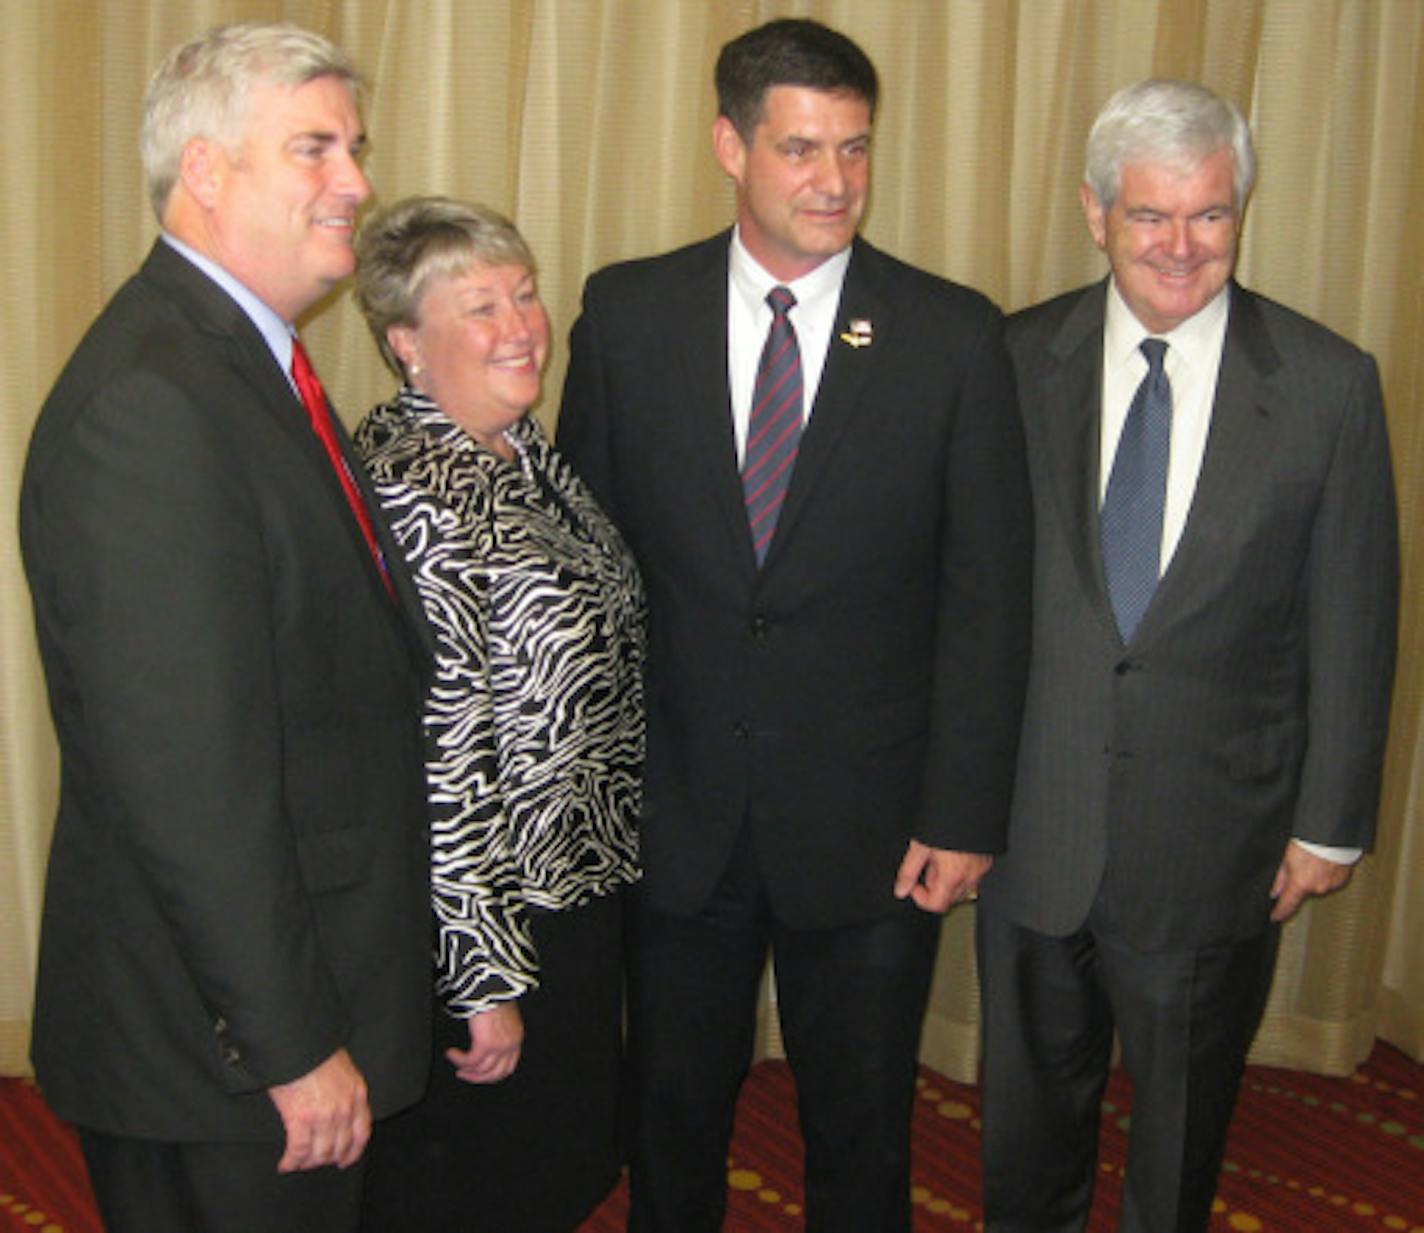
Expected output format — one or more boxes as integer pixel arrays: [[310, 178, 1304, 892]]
[[670, 236, 759, 574], [233, 329, 402, 615], [145, 243, 311, 455], [143, 243, 430, 653], [764, 239, 886, 569], [1041, 282, 1119, 640]]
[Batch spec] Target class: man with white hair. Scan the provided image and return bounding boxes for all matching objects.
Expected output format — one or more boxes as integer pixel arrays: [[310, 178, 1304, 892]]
[[978, 79, 1398, 1231], [20, 23, 431, 1232]]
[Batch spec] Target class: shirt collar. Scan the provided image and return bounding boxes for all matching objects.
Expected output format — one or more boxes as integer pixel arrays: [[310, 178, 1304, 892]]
[[161, 232, 296, 373], [396, 383, 539, 456], [728, 227, 851, 316]]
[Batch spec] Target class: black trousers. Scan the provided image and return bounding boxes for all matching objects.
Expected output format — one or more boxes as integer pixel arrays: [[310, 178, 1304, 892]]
[[359, 892, 626, 1233], [976, 905, 1280, 1233], [627, 826, 941, 1233], [79, 1128, 363, 1233]]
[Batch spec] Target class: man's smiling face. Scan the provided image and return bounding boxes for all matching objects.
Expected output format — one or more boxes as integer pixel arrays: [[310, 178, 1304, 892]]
[[1083, 144, 1241, 334]]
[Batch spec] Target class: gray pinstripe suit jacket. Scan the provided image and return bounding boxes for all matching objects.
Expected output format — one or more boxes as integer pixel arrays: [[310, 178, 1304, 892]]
[[984, 280, 1398, 950]]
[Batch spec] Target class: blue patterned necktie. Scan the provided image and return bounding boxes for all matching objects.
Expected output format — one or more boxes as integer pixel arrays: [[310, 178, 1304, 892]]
[[1101, 337, 1172, 642], [742, 286, 804, 565]]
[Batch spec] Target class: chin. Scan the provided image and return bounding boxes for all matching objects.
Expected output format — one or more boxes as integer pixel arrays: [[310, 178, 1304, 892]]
[[1156, 294, 1212, 326], [803, 221, 854, 246]]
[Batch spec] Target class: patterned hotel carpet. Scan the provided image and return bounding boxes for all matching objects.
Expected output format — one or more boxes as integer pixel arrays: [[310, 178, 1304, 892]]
[[3, 1042, 1422, 1231], [575, 1042, 1424, 1231]]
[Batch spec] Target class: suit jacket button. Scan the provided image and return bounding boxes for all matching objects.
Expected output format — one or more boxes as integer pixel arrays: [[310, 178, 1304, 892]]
[[733, 721, 750, 740], [751, 615, 770, 639]]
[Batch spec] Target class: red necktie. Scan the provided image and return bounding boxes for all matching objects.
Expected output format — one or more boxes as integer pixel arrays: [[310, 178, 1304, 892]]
[[290, 337, 395, 599]]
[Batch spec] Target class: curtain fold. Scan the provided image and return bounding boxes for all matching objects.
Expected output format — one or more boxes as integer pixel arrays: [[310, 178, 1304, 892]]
[[2, 0, 1419, 1081]]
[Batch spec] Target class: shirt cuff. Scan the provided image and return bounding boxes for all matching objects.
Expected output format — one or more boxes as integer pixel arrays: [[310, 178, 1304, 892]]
[[1292, 839, 1363, 866]]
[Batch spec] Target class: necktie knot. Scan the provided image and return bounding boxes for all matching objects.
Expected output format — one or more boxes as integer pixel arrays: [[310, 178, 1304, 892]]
[[1140, 336, 1167, 374], [290, 336, 323, 408], [767, 285, 797, 319]]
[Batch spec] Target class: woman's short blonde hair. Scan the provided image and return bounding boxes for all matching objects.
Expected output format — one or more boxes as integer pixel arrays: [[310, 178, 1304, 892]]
[[355, 196, 536, 377]]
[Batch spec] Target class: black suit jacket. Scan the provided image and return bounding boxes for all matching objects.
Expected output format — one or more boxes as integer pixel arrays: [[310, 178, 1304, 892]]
[[20, 241, 434, 1141], [985, 280, 1398, 949], [558, 233, 1033, 929]]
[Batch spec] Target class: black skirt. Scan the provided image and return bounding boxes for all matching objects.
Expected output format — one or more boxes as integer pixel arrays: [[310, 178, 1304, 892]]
[[360, 890, 626, 1232]]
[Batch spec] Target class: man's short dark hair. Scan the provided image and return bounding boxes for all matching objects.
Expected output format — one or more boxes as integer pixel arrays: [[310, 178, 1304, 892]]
[[715, 18, 878, 140]]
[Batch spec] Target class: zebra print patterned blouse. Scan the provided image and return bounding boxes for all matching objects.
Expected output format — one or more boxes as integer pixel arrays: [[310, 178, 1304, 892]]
[[354, 387, 644, 1016]]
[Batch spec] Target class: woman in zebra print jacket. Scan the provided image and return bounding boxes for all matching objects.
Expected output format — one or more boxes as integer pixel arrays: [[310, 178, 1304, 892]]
[[350, 197, 644, 1231]]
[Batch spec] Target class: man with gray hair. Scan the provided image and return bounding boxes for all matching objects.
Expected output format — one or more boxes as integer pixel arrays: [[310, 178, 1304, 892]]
[[977, 78, 1397, 1230], [20, 23, 432, 1232]]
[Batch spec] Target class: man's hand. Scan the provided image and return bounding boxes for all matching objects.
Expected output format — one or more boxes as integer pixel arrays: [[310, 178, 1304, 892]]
[[1269, 840, 1354, 923], [446, 1001, 524, 1085], [893, 840, 993, 914], [267, 1047, 370, 1173]]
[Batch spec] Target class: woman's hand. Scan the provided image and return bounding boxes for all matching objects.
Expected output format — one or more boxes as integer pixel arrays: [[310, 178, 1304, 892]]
[[446, 1001, 524, 1084]]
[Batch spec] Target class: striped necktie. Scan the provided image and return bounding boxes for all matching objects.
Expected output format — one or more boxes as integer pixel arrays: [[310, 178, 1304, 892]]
[[742, 285, 803, 566]]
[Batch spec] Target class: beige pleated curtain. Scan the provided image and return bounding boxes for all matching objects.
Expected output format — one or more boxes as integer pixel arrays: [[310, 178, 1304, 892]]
[[1, 0, 1420, 1082]]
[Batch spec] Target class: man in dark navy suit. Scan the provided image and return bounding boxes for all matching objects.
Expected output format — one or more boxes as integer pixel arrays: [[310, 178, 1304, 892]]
[[560, 18, 1033, 1231]]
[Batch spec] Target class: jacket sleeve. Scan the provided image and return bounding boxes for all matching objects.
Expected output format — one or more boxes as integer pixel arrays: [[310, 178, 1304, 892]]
[[556, 274, 620, 520], [1292, 350, 1398, 848], [914, 303, 1035, 853]]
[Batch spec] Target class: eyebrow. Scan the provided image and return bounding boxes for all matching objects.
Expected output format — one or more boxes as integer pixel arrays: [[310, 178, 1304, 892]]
[[777, 131, 872, 148], [289, 129, 367, 152], [1124, 202, 1233, 217]]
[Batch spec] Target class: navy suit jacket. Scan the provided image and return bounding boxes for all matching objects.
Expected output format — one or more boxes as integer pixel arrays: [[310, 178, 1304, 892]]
[[558, 233, 1033, 929]]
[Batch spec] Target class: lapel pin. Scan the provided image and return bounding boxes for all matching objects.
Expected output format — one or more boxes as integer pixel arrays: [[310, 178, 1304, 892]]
[[839, 318, 873, 348]]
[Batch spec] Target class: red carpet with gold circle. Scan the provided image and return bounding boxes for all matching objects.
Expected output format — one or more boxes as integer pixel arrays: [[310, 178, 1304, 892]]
[[3, 1042, 1422, 1230]]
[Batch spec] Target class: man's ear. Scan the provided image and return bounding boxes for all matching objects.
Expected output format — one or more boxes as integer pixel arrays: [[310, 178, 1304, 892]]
[[1080, 181, 1108, 251], [712, 115, 747, 186], [177, 138, 225, 210]]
